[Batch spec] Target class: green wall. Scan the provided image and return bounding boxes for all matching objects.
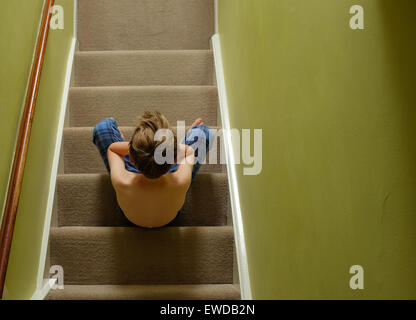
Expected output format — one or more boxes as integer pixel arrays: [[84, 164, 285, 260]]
[[0, 0, 45, 224], [218, 0, 416, 299], [2, 0, 74, 299]]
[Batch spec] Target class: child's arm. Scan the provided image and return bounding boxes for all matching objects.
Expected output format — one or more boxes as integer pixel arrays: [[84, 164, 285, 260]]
[[107, 142, 130, 186], [175, 117, 204, 185], [109, 142, 129, 156], [175, 144, 195, 187]]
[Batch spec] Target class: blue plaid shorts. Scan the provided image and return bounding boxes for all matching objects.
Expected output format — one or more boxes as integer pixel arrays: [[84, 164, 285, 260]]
[[92, 118, 213, 177]]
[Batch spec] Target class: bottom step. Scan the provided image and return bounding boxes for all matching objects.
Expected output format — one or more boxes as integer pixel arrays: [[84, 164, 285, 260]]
[[47, 284, 240, 300]]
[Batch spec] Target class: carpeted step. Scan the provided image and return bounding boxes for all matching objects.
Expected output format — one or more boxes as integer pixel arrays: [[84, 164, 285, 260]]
[[74, 50, 214, 87], [47, 284, 240, 300], [56, 173, 230, 227], [63, 127, 225, 175], [77, 0, 214, 51], [50, 226, 234, 285], [68, 86, 218, 127]]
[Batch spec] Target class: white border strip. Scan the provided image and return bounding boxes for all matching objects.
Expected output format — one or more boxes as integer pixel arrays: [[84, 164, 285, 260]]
[[33, 37, 76, 300], [211, 34, 252, 300]]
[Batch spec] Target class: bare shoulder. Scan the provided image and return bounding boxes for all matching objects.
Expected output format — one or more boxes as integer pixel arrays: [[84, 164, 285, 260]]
[[165, 145, 194, 190], [110, 170, 137, 189], [167, 169, 192, 190]]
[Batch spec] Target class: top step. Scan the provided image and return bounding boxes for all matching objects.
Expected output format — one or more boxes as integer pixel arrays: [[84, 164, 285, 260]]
[[78, 0, 215, 51]]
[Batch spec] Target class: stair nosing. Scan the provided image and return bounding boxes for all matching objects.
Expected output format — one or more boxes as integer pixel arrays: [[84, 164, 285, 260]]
[[69, 85, 218, 90], [75, 49, 213, 55], [57, 172, 227, 178]]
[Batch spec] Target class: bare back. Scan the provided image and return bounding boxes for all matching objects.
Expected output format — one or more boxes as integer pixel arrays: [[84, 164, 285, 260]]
[[112, 170, 190, 228], [107, 143, 195, 228]]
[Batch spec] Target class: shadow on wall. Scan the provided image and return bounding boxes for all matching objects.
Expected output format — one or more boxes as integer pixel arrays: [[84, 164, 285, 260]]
[[378, 0, 416, 257], [379, 0, 416, 150]]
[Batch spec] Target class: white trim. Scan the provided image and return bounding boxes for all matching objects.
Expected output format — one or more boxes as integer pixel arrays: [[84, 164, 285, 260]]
[[34, 37, 76, 300], [214, 0, 218, 34], [30, 279, 56, 300], [211, 34, 252, 300]]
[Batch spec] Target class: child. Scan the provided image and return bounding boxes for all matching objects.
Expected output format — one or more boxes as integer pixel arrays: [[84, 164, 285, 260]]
[[92, 111, 213, 228]]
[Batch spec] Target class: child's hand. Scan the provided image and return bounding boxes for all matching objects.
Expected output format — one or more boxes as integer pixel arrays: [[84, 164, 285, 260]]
[[191, 118, 204, 127], [187, 118, 204, 133], [177, 144, 195, 165]]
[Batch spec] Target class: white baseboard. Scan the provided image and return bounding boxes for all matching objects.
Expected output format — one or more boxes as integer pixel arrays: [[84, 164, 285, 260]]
[[34, 37, 76, 300], [211, 34, 252, 300]]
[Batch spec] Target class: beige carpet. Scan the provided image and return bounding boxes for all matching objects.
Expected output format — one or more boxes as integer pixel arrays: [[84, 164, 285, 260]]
[[56, 173, 230, 227], [77, 0, 214, 51], [48, 285, 240, 300], [51, 227, 233, 285], [68, 86, 218, 127], [74, 50, 214, 87], [47, 0, 239, 300]]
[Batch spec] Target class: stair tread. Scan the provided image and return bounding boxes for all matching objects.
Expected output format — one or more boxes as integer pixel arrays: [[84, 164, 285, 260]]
[[77, 0, 214, 51], [74, 50, 213, 86], [50, 226, 234, 285], [57, 173, 230, 227], [63, 126, 224, 175], [68, 86, 218, 127], [47, 284, 240, 300]]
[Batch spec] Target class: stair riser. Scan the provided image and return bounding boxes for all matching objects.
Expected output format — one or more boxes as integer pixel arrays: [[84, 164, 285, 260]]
[[68, 87, 218, 127], [74, 51, 214, 87], [77, 0, 214, 51], [57, 174, 230, 227], [50, 227, 234, 285]]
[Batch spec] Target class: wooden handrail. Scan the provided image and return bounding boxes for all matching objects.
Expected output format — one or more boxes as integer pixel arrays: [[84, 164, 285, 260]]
[[0, 0, 55, 298]]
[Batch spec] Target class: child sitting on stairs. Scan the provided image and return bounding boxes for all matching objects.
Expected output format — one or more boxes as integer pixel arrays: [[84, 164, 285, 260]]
[[92, 111, 213, 229]]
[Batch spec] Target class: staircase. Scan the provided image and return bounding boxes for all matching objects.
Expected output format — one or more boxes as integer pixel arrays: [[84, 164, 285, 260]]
[[47, 0, 240, 300]]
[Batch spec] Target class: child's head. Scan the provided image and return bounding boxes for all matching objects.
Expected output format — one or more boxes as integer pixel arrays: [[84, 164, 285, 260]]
[[129, 111, 177, 179]]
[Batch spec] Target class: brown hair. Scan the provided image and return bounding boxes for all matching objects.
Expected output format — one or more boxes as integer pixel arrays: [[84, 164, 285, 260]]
[[129, 111, 177, 179]]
